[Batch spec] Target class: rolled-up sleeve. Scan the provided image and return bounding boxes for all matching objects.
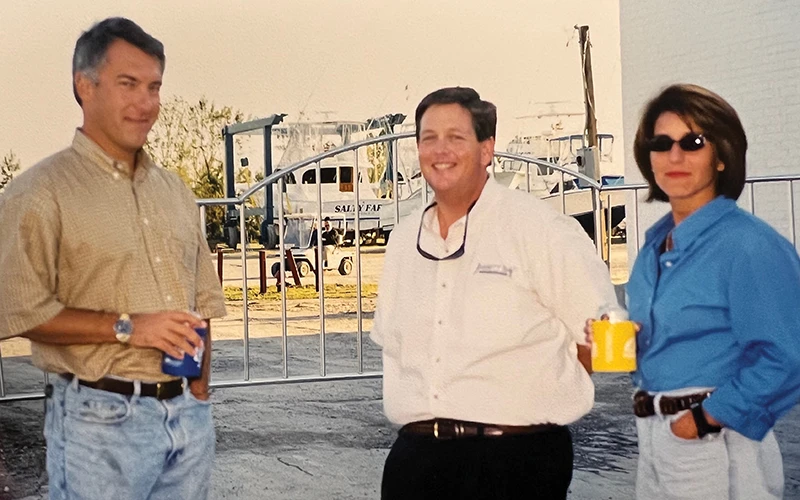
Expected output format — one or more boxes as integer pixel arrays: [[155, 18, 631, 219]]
[[193, 222, 227, 320], [703, 239, 800, 440], [0, 186, 65, 339], [177, 184, 227, 320]]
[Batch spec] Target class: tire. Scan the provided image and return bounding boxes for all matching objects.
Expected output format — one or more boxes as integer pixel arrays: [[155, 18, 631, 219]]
[[297, 260, 311, 278], [338, 258, 353, 276], [271, 262, 281, 277]]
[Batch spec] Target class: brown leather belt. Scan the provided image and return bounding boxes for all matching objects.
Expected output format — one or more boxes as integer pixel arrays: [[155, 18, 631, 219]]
[[633, 390, 711, 417], [61, 374, 184, 401], [400, 418, 560, 440]]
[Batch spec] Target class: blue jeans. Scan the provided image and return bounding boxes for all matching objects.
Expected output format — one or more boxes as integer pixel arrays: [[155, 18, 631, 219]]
[[44, 375, 215, 500]]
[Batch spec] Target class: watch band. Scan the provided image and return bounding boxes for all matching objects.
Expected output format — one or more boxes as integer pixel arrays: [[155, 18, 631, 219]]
[[690, 402, 722, 438]]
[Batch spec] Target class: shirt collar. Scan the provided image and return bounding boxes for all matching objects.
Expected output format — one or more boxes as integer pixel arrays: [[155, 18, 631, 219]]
[[418, 176, 502, 256], [421, 176, 501, 232], [644, 196, 738, 251], [71, 129, 156, 179]]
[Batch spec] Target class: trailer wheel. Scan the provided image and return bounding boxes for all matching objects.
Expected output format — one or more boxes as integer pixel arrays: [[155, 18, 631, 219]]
[[271, 262, 281, 277], [297, 260, 311, 278], [338, 258, 353, 275]]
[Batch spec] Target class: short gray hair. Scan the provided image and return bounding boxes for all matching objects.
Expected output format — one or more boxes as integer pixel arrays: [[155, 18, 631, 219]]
[[72, 17, 165, 106]]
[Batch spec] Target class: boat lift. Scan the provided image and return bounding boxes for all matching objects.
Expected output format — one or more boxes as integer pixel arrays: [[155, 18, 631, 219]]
[[222, 114, 286, 249]]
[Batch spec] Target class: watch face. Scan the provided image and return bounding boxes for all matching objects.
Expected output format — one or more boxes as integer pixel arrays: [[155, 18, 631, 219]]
[[115, 319, 133, 335], [114, 315, 133, 337]]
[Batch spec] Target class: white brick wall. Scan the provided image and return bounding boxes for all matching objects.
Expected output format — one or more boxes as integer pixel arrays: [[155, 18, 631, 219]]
[[620, 0, 800, 255]]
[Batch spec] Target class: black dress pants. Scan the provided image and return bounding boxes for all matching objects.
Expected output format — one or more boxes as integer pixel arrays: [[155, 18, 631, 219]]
[[381, 425, 573, 500]]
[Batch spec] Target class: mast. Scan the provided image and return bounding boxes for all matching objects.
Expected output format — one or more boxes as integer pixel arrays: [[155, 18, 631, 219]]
[[576, 25, 598, 151]]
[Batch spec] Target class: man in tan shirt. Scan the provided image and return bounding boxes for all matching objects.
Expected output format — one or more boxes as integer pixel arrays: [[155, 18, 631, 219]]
[[0, 17, 226, 499]]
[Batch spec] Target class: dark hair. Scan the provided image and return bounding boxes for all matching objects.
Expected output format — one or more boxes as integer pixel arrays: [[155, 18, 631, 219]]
[[323, 217, 331, 222], [72, 17, 165, 106], [414, 87, 497, 142], [633, 83, 747, 202]]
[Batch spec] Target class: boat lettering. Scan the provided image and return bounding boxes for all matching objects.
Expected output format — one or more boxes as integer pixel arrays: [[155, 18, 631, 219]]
[[333, 203, 383, 213]]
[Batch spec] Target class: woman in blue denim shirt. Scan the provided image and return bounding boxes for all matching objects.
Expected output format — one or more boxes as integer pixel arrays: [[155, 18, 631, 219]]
[[621, 84, 800, 499]]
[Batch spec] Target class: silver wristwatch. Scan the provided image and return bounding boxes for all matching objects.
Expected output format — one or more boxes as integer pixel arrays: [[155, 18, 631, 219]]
[[113, 313, 134, 343]]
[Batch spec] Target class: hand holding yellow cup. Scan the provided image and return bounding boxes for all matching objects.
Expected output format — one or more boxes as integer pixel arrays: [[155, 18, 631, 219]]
[[591, 310, 637, 372]]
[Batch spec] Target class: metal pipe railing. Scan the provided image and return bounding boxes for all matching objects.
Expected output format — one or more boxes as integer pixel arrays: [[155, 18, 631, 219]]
[[315, 161, 327, 377], [353, 151, 364, 374], [4, 131, 800, 402], [239, 203, 250, 381], [277, 177, 289, 379]]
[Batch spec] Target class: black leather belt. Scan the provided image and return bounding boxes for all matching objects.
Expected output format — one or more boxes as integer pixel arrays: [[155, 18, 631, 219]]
[[400, 418, 560, 440], [633, 390, 711, 417], [61, 374, 184, 400]]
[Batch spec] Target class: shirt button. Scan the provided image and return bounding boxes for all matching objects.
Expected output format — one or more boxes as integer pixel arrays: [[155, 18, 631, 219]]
[[143, 218, 150, 225], [665, 261, 673, 268], [112, 172, 120, 180], [441, 283, 446, 289], [166, 295, 173, 302], [433, 394, 439, 400], [435, 357, 441, 363], [437, 320, 443, 325], [155, 256, 162, 264]]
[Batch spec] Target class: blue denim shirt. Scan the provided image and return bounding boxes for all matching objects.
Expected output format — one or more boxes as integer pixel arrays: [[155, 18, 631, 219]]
[[627, 196, 800, 440]]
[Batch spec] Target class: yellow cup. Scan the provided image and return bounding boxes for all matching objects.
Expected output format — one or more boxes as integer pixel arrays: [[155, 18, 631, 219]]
[[591, 320, 637, 372]]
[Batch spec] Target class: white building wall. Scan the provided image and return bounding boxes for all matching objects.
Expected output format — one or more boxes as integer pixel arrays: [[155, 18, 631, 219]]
[[619, 0, 800, 255]]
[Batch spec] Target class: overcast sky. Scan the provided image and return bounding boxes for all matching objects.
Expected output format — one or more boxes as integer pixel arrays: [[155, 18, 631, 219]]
[[1, 0, 622, 170]]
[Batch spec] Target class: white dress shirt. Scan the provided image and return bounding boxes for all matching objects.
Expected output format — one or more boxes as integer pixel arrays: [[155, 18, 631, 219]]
[[371, 180, 618, 426]]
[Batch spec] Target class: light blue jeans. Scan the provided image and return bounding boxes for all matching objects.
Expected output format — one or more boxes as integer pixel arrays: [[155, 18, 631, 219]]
[[635, 387, 784, 500], [44, 375, 215, 500]]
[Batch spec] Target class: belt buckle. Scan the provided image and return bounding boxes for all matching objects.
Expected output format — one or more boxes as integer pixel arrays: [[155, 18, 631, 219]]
[[433, 420, 463, 440]]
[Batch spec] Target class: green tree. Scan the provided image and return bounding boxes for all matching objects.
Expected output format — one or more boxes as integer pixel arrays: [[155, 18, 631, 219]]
[[145, 96, 261, 246], [1, 150, 21, 192]]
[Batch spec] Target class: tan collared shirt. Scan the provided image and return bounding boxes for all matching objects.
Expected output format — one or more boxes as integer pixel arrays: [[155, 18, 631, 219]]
[[371, 180, 618, 426], [0, 131, 227, 382]]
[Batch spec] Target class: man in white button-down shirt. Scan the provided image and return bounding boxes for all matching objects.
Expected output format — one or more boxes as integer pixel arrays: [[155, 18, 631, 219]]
[[371, 87, 618, 499]]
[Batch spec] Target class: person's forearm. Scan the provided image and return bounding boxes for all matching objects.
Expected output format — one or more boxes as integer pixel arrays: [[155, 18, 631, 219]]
[[23, 308, 117, 344]]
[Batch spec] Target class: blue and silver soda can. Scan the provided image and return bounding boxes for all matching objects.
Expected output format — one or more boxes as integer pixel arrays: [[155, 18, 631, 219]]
[[162, 323, 207, 377]]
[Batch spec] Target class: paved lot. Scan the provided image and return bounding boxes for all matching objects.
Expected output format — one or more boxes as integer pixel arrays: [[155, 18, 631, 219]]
[[2, 245, 799, 499], [2, 333, 800, 499]]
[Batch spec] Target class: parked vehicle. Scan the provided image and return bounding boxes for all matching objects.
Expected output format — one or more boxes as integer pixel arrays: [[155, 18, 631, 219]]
[[270, 214, 354, 278]]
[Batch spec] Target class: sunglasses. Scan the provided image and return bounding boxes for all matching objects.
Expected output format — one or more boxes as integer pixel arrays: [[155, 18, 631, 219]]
[[646, 133, 706, 153], [416, 201, 475, 261]]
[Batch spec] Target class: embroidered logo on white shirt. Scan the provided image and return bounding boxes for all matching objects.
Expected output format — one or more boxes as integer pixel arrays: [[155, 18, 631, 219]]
[[474, 263, 513, 277]]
